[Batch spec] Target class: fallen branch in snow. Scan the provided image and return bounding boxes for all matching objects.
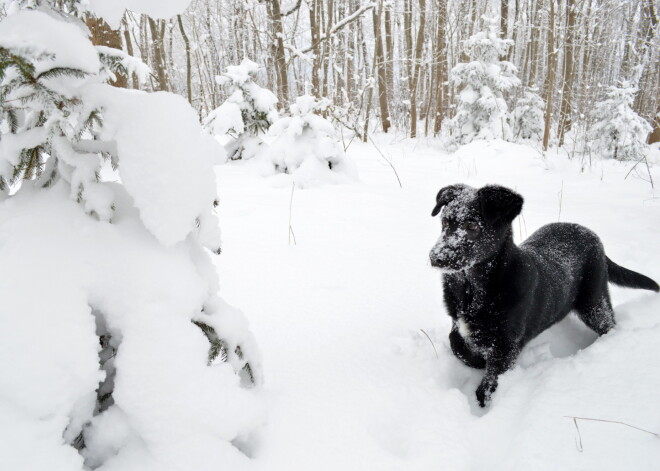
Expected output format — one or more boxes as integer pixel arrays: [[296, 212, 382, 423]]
[[566, 415, 660, 452], [420, 329, 439, 359], [368, 136, 402, 188]]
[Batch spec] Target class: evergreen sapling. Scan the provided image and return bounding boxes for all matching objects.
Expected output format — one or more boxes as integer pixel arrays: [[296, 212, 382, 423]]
[[446, 16, 520, 148], [589, 82, 652, 161], [204, 58, 278, 161]]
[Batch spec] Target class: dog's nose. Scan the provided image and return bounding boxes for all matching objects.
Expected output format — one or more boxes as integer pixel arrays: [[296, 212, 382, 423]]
[[429, 249, 443, 267]]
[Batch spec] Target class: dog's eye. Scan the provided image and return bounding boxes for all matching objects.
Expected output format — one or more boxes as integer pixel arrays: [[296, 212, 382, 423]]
[[464, 222, 480, 236]]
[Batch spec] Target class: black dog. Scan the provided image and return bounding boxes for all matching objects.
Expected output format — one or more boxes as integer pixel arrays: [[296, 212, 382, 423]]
[[429, 184, 659, 407]]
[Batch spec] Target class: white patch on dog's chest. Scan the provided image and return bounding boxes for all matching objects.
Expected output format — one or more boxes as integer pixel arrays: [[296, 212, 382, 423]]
[[457, 318, 471, 338]]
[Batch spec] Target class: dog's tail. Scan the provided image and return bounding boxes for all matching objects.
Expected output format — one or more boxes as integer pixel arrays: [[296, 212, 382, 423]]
[[607, 257, 659, 292]]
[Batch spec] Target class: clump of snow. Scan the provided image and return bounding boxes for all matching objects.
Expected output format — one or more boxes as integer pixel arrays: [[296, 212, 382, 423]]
[[84, 84, 224, 249], [263, 94, 358, 188], [0, 185, 263, 471], [204, 59, 278, 161], [446, 16, 520, 149], [0, 9, 99, 96], [96, 45, 151, 86], [589, 82, 652, 161]]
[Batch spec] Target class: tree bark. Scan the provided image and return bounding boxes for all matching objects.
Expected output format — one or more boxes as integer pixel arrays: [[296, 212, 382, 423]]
[[86, 16, 128, 88], [177, 15, 192, 104], [270, 0, 290, 107], [309, 0, 321, 96], [372, 0, 390, 132], [433, 0, 448, 135], [121, 16, 139, 89], [558, 0, 576, 145], [410, 0, 427, 138], [147, 17, 170, 92], [542, 0, 557, 151]]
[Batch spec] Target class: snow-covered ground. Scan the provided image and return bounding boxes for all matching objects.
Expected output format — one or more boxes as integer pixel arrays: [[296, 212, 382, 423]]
[[215, 138, 660, 470]]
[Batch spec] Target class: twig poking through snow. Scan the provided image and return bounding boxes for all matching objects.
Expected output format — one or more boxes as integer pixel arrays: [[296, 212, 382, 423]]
[[288, 182, 297, 245], [565, 415, 660, 452], [570, 417, 584, 452], [624, 155, 655, 189], [368, 136, 403, 188], [420, 329, 439, 359]]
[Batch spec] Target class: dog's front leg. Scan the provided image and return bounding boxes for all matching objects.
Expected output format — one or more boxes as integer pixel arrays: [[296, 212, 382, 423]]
[[476, 344, 519, 407]]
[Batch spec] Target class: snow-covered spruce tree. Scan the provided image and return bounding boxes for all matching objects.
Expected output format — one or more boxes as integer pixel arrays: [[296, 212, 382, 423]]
[[0, 6, 262, 471], [511, 88, 545, 141], [265, 94, 357, 187], [204, 58, 278, 160], [446, 16, 520, 148], [589, 82, 652, 161]]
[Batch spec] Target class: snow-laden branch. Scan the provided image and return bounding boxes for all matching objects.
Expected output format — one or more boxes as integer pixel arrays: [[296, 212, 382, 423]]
[[299, 2, 376, 55]]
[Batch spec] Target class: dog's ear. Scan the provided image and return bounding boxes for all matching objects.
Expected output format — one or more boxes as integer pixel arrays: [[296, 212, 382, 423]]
[[477, 185, 523, 225], [431, 184, 471, 217]]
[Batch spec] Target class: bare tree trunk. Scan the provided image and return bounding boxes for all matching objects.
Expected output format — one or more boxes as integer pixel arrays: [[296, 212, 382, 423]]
[[404, 0, 413, 83], [542, 0, 557, 151], [433, 0, 448, 135], [384, 5, 394, 106], [121, 16, 139, 89], [270, 0, 290, 107], [321, 0, 334, 99], [527, 0, 541, 87], [177, 15, 192, 104], [558, 0, 576, 145], [148, 17, 170, 92], [309, 0, 321, 96], [372, 0, 390, 132], [649, 101, 660, 144], [410, 0, 427, 138], [501, 0, 509, 39], [86, 16, 128, 88]]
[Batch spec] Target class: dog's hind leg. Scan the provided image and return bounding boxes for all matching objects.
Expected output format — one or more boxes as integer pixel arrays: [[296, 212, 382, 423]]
[[449, 326, 486, 369], [574, 258, 616, 335], [575, 294, 616, 335]]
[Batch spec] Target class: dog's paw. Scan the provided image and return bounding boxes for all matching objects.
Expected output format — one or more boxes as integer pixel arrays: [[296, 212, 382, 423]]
[[475, 379, 497, 407]]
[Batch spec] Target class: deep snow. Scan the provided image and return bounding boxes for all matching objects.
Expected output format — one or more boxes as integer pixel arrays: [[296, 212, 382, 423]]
[[214, 138, 660, 470]]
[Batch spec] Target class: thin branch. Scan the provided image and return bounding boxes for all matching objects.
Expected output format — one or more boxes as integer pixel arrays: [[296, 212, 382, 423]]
[[288, 182, 297, 245], [565, 415, 660, 451], [420, 329, 439, 359], [368, 135, 402, 188], [299, 2, 376, 54]]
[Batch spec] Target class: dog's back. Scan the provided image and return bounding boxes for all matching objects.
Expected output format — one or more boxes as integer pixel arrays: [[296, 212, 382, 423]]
[[519, 222, 658, 338]]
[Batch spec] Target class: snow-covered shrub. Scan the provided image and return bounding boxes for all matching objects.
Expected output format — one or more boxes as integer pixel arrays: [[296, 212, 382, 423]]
[[589, 82, 652, 161], [204, 58, 278, 160], [0, 6, 262, 471], [265, 94, 357, 187], [446, 16, 520, 148], [511, 88, 545, 141]]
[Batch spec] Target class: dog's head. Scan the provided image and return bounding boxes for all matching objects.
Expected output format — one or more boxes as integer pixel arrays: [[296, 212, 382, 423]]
[[429, 184, 523, 271]]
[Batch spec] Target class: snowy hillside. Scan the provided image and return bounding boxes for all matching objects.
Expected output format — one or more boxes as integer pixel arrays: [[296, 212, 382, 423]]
[[214, 138, 660, 471]]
